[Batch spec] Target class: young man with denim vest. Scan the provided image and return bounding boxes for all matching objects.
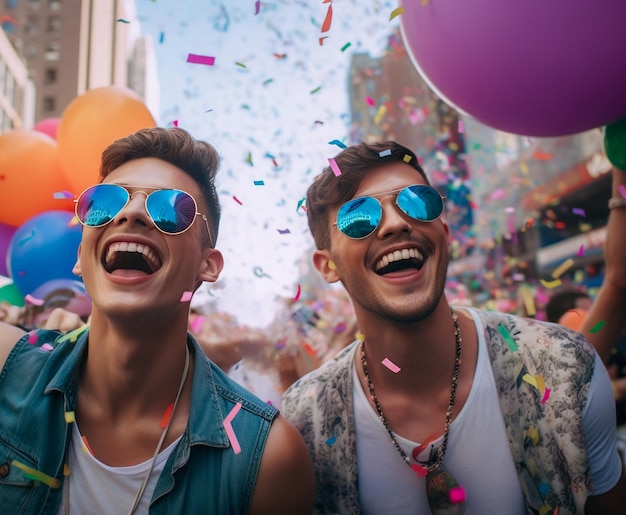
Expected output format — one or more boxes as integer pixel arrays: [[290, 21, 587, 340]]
[[0, 127, 315, 514], [282, 141, 626, 514]]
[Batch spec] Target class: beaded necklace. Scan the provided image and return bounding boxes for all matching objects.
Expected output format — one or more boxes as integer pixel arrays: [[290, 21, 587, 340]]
[[360, 309, 467, 513]]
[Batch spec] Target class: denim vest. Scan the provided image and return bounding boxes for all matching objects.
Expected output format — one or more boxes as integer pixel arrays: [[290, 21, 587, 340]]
[[0, 328, 278, 514]]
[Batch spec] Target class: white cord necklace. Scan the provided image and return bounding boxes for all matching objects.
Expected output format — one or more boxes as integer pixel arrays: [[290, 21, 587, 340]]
[[64, 345, 190, 515]]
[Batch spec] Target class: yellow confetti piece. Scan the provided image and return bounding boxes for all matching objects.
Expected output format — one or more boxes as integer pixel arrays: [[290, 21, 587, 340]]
[[539, 504, 553, 515], [403, 154, 412, 163], [540, 278, 562, 289], [389, 6, 404, 21], [63, 464, 70, 476], [520, 288, 536, 316], [551, 258, 574, 279], [525, 427, 539, 446], [56, 324, 89, 344], [522, 373, 538, 389], [11, 460, 60, 488], [355, 331, 365, 342], [374, 105, 387, 124], [64, 411, 75, 423]]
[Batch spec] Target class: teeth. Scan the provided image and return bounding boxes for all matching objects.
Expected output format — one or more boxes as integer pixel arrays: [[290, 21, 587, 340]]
[[105, 241, 162, 269], [376, 248, 423, 271]]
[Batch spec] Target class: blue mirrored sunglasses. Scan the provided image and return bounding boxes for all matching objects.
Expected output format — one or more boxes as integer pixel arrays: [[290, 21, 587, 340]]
[[74, 183, 213, 244], [335, 184, 445, 239]]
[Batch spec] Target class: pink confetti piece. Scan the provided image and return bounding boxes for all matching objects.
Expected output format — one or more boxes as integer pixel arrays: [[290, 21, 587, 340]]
[[53, 191, 75, 200], [572, 207, 585, 217], [618, 184, 626, 199], [293, 284, 302, 301], [180, 291, 193, 302], [39, 343, 54, 352], [254, 0, 260, 15], [328, 158, 342, 177], [186, 53, 215, 66], [27, 331, 38, 345], [381, 357, 401, 373], [224, 402, 243, 454], [233, 196, 243, 205], [333, 322, 346, 333], [25, 294, 45, 306], [189, 315, 204, 333], [365, 96, 375, 106], [541, 388, 551, 404], [172, 120, 179, 127], [577, 245, 584, 257], [449, 486, 466, 504]]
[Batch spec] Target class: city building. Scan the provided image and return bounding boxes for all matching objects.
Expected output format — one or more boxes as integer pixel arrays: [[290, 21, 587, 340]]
[[1, 0, 158, 124], [0, 24, 35, 131]]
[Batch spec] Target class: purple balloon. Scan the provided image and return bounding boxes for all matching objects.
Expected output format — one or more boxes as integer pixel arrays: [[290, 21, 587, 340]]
[[400, 0, 626, 137], [0, 222, 18, 277]]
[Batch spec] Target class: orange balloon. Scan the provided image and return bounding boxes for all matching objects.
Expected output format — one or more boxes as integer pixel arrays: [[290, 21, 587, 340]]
[[0, 130, 74, 227], [57, 86, 156, 195], [558, 309, 589, 332]]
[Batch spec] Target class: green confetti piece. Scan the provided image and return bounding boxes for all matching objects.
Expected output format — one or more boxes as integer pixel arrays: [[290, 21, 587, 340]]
[[116, 18, 130, 23], [497, 324, 518, 352], [589, 321, 606, 334], [310, 86, 321, 94], [341, 42, 352, 52], [235, 62, 246, 68]]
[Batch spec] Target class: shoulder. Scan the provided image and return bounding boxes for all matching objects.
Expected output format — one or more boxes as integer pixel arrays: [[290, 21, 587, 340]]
[[249, 415, 315, 515], [282, 341, 357, 419]]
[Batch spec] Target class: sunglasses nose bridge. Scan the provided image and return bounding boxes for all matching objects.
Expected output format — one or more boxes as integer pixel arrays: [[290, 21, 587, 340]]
[[111, 189, 153, 228], [376, 196, 413, 235]]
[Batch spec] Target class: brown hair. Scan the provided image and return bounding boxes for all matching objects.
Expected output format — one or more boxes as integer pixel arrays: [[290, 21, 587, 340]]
[[305, 140, 429, 249], [100, 127, 221, 245]]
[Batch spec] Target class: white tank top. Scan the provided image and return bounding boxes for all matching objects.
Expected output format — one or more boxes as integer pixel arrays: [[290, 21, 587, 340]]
[[57, 422, 181, 515], [354, 313, 527, 515]]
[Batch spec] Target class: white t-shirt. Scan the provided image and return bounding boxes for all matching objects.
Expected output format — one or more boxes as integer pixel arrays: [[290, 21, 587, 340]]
[[354, 309, 621, 514], [57, 422, 181, 515]]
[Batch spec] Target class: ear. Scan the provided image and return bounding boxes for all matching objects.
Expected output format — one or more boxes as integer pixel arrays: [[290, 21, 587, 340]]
[[72, 243, 82, 276], [312, 249, 340, 283], [198, 248, 224, 284]]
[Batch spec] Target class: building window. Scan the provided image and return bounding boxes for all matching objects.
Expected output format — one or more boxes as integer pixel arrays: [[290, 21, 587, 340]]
[[25, 16, 38, 35], [44, 67, 57, 84], [47, 15, 61, 32], [24, 43, 38, 59], [28, 0, 41, 9], [43, 96, 56, 112], [49, 0, 61, 11], [44, 42, 60, 61]]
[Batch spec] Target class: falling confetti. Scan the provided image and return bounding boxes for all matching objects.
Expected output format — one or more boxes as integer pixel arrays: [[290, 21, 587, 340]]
[[389, 6, 404, 21], [381, 358, 401, 373], [186, 53, 216, 66], [328, 158, 342, 176], [224, 402, 243, 454]]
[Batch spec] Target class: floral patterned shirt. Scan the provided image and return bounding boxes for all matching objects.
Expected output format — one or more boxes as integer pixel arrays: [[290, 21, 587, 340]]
[[282, 308, 597, 514]]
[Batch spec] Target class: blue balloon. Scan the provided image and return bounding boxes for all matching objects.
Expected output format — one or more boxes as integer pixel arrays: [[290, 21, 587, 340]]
[[7, 211, 82, 297]]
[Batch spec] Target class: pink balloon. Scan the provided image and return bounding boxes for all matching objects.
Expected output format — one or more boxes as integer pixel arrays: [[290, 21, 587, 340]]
[[400, 0, 626, 137], [33, 117, 61, 140], [0, 222, 17, 277]]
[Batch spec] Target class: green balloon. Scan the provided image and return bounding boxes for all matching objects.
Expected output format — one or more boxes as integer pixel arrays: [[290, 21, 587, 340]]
[[604, 118, 626, 172], [0, 282, 25, 307]]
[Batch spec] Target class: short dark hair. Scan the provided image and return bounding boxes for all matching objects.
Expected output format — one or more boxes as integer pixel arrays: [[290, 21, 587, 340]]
[[305, 141, 429, 249], [545, 289, 590, 323], [100, 127, 221, 245]]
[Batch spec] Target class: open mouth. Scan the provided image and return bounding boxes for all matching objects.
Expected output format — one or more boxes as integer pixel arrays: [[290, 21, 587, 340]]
[[103, 242, 162, 275], [375, 248, 424, 275]]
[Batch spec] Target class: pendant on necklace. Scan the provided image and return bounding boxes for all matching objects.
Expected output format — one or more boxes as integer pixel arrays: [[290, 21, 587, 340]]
[[425, 464, 467, 514]]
